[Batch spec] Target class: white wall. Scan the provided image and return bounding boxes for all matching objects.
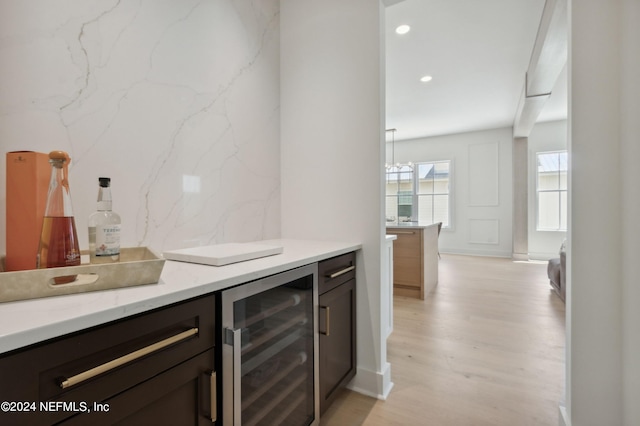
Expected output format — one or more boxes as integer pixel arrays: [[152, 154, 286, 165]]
[[620, 1, 640, 422], [0, 0, 280, 255], [280, 0, 389, 398], [567, 0, 640, 425], [392, 127, 513, 257], [528, 119, 567, 260]]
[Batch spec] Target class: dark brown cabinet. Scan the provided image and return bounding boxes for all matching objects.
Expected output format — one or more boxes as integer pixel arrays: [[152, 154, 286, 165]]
[[318, 252, 356, 414], [0, 253, 360, 424], [0, 294, 217, 426]]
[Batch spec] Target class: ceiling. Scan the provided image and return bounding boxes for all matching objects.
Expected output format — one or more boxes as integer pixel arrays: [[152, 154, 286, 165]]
[[385, 0, 568, 141]]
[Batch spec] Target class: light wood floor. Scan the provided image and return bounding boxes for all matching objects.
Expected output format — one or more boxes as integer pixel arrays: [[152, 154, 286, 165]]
[[321, 254, 566, 426]]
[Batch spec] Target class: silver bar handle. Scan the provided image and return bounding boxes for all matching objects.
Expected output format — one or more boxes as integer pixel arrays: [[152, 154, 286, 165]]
[[60, 328, 199, 389], [210, 371, 217, 422], [320, 306, 330, 336], [327, 265, 355, 279], [232, 328, 242, 425]]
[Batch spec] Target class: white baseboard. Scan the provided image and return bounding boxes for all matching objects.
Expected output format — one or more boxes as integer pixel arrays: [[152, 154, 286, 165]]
[[440, 248, 512, 258], [529, 252, 560, 261], [347, 363, 394, 400], [512, 252, 529, 261], [559, 405, 570, 426]]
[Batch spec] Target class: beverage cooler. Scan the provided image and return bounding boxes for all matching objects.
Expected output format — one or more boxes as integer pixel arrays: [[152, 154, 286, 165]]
[[220, 264, 319, 426]]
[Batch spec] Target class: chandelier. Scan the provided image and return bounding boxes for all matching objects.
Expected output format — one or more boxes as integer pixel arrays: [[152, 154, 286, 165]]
[[385, 128, 413, 170]]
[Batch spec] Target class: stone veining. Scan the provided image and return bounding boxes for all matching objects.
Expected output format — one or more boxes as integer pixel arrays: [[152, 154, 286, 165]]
[[0, 0, 280, 255]]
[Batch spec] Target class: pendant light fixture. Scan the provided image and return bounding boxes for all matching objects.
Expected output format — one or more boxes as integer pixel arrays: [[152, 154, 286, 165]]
[[385, 128, 412, 170], [385, 128, 396, 170]]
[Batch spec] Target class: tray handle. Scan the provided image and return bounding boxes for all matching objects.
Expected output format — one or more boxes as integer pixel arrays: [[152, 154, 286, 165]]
[[48, 273, 99, 287]]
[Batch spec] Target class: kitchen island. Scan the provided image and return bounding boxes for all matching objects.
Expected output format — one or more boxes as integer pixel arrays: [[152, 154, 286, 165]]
[[386, 222, 440, 300]]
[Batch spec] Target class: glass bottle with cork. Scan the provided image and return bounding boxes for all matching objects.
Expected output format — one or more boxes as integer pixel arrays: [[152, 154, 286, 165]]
[[37, 150, 81, 282], [88, 177, 121, 263]]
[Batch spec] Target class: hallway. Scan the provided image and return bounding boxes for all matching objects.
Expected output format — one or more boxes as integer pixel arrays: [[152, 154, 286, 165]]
[[322, 254, 566, 425]]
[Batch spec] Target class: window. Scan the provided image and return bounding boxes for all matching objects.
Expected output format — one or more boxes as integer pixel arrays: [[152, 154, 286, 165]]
[[385, 161, 451, 227], [536, 151, 567, 231], [385, 165, 414, 222], [417, 161, 451, 227]]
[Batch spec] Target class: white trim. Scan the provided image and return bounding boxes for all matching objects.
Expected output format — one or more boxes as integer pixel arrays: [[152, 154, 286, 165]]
[[468, 218, 500, 245], [559, 404, 570, 426], [529, 251, 561, 261], [440, 248, 512, 258], [512, 252, 529, 261], [347, 364, 394, 400]]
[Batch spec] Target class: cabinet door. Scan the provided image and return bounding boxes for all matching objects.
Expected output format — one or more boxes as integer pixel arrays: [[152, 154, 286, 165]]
[[60, 350, 216, 426], [388, 228, 424, 298], [318, 252, 355, 295], [0, 294, 215, 426], [318, 278, 356, 414]]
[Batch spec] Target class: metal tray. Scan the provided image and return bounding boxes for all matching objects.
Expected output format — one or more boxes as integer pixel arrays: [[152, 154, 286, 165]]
[[0, 247, 164, 303]]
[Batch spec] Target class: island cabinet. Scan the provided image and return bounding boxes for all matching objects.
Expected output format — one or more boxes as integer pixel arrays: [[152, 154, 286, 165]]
[[386, 224, 439, 300], [0, 294, 217, 426], [317, 252, 356, 414]]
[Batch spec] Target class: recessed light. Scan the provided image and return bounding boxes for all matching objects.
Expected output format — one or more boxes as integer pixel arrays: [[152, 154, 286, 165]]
[[395, 25, 410, 35], [420, 75, 433, 83]]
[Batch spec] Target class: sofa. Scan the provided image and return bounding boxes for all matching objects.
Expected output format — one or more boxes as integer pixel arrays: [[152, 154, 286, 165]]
[[547, 240, 566, 302]]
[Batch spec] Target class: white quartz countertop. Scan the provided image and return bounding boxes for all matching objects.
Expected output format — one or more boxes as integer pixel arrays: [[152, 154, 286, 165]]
[[386, 222, 441, 229], [0, 239, 361, 355]]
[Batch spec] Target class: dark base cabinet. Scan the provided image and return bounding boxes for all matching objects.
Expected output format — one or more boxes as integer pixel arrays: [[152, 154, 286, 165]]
[[62, 350, 215, 426], [0, 253, 360, 425], [318, 253, 356, 415], [0, 294, 217, 426]]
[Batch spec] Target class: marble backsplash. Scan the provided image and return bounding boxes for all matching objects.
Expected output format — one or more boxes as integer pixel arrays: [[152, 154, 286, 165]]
[[0, 0, 281, 256]]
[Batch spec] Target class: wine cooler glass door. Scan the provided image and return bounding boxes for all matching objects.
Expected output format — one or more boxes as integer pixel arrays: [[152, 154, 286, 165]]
[[222, 264, 319, 426]]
